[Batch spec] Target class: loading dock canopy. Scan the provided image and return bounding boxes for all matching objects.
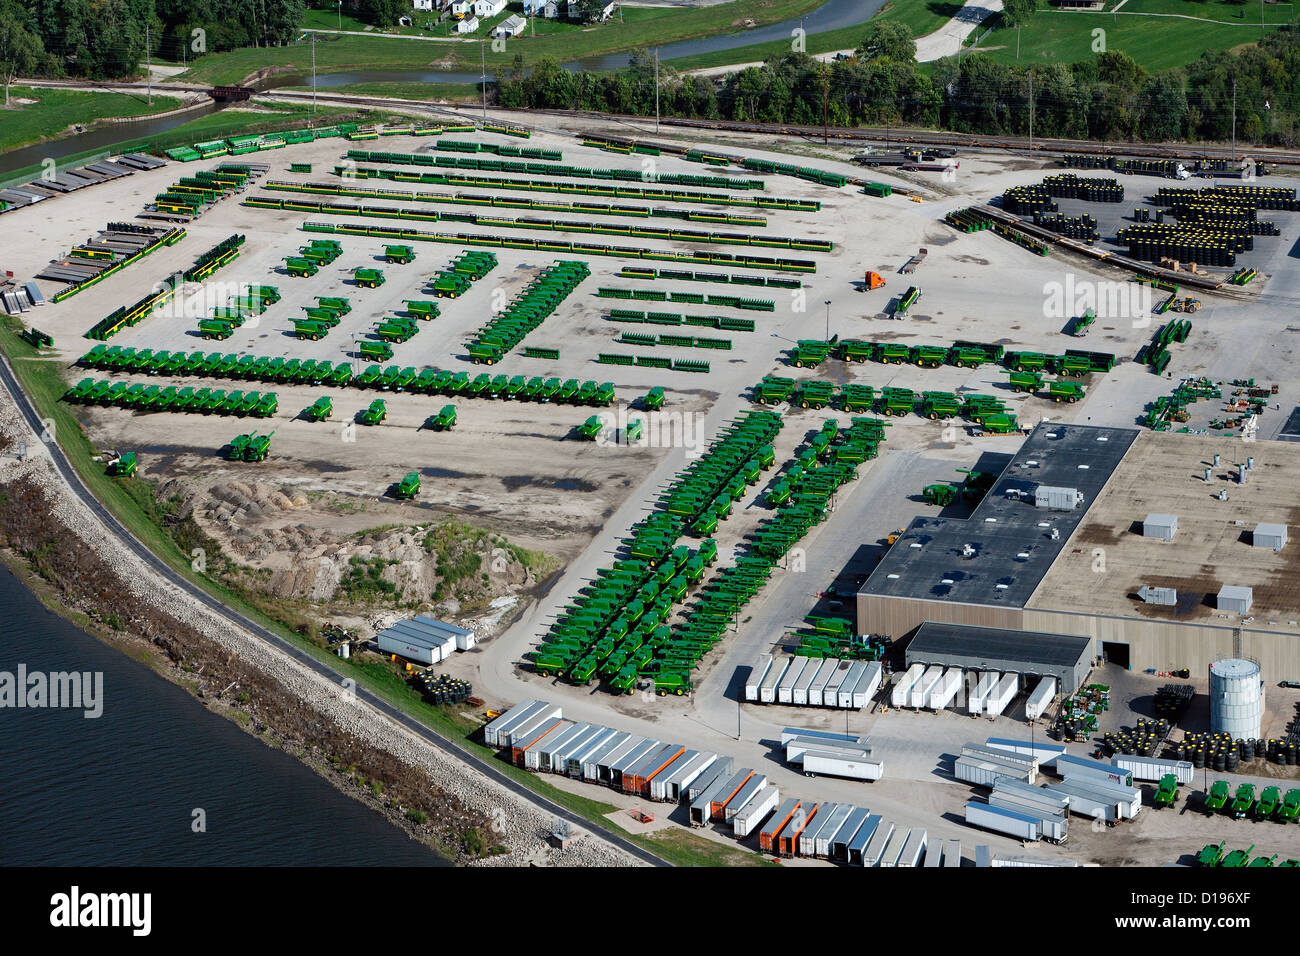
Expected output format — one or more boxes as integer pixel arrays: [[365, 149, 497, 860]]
[[905, 622, 1092, 695]]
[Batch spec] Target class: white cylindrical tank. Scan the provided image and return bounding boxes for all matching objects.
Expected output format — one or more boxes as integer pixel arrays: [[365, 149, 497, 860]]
[[1209, 659, 1263, 739]]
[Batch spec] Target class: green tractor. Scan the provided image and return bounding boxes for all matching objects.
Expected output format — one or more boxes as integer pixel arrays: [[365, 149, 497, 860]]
[[106, 452, 137, 478], [923, 483, 959, 507], [359, 399, 387, 426], [1154, 773, 1178, 808], [393, 471, 420, 500], [1204, 779, 1230, 813]]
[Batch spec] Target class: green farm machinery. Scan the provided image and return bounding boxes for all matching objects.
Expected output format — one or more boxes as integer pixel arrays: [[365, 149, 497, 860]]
[[426, 404, 457, 431], [791, 339, 833, 369], [199, 319, 235, 340], [359, 341, 394, 363], [895, 285, 920, 317], [352, 267, 386, 288], [303, 396, 333, 421], [1221, 846, 1254, 868], [229, 430, 272, 462], [106, 452, 137, 478], [1054, 353, 1093, 378], [384, 244, 416, 264], [1204, 779, 1230, 813], [1196, 842, 1225, 867], [838, 384, 876, 413], [1232, 783, 1256, 819], [1069, 308, 1096, 336], [374, 317, 419, 344], [1005, 370, 1043, 393], [755, 376, 796, 405], [359, 399, 387, 425], [923, 483, 959, 506], [393, 471, 421, 499], [976, 414, 1021, 436], [1279, 789, 1300, 822], [1006, 351, 1051, 373], [910, 345, 947, 369], [919, 391, 961, 420], [1154, 773, 1179, 808], [284, 257, 318, 278], [875, 343, 909, 365], [879, 387, 915, 417], [1049, 381, 1085, 403], [947, 345, 989, 368], [1256, 786, 1281, 820], [405, 300, 440, 320], [642, 386, 665, 411], [429, 272, 472, 298], [576, 415, 604, 440], [834, 339, 875, 363], [792, 381, 835, 409], [293, 318, 331, 341]]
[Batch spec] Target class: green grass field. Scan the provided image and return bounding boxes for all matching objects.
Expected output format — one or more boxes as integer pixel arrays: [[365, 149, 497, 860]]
[[972, 8, 1286, 71], [180, 0, 827, 84], [0, 86, 182, 154]]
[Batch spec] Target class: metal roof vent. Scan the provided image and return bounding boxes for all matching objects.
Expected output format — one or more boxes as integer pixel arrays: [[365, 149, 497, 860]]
[[941, 578, 954, 585], [1077, 464, 1090, 470], [1037, 521, 1050, 528], [984, 517, 997, 523], [910, 542, 923, 549], [1046, 432, 1060, 439], [995, 583, 1009, 590], [1016, 552, 1030, 559], [1096, 436, 1108, 442]]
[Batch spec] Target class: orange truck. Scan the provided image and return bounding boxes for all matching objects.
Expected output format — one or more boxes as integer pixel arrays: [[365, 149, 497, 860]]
[[778, 803, 819, 856], [759, 798, 802, 853], [864, 271, 886, 290]]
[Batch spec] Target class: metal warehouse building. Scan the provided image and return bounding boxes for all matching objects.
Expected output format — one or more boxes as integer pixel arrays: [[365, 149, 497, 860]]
[[858, 423, 1300, 680], [904, 623, 1092, 696]]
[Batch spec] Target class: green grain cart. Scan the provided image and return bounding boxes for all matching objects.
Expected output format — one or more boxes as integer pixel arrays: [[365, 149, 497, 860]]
[[394, 471, 420, 499]]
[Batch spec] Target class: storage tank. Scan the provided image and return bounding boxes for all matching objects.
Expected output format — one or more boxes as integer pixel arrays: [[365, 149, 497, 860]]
[[1209, 658, 1263, 739]]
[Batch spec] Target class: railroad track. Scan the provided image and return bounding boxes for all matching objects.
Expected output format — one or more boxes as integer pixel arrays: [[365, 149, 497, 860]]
[[0, 352, 669, 869]]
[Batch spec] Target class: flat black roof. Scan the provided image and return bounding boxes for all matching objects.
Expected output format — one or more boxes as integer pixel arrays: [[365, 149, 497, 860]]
[[860, 422, 1139, 608], [907, 622, 1092, 669]]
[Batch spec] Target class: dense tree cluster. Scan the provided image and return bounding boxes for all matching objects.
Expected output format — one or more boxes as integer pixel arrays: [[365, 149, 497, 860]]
[[498, 21, 1300, 147]]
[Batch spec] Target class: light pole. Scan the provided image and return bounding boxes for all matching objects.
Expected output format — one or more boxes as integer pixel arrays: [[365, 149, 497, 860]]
[[338, 0, 342, 30], [481, 41, 487, 122], [824, 299, 831, 341]]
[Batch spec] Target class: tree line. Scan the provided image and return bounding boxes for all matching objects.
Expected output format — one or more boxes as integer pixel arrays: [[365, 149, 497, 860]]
[[497, 20, 1300, 147]]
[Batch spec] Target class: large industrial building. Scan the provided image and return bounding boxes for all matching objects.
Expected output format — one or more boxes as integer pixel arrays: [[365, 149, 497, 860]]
[[859, 422, 1300, 681]]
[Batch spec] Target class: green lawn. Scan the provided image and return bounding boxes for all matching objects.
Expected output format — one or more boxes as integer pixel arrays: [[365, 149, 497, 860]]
[[971, 9, 1286, 71], [0, 86, 182, 154], [1112, 0, 1293, 24], [872, 0, 968, 40], [181, 0, 827, 84], [284, 81, 482, 101]]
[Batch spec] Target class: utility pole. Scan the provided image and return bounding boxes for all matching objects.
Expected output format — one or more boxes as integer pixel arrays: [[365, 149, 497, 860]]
[[1232, 80, 1238, 160], [654, 49, 660, 134], [1028, 69, 1034, 154], [822, 61, 830, 145], [481, 41, 487, 122], [311, 35, 317, 116], [146, 22, 152, 105]]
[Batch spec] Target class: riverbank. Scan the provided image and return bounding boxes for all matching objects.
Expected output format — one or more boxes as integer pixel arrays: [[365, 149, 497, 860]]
[[0, 361, 640, 867]]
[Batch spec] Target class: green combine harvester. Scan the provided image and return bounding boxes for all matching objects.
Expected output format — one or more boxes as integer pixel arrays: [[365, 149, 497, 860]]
[[923, 483, 959, 506], [384, 244, 416, 264], [1069, 308, 1096, 336], [359, 399, 387, 425], [353, 267, 386, 288], [303, 396, 333, 422], [1048, 381, 1086, 403], [284, 257, 318, 278], [359, 340, 394, 363], [393, 471, 420, 499], [229, 430, 272, 461], [1221, 845, 1254, 868], [1204, 779, 1230, 813], [642, 386, 665, 411], [106, 452, 137, 478], [1278, 788, 1300, 822], [1005, 370, 1043, 393], [1256, 786, 1281, 820], [576, 415, 604, 440], [1154, 773, 1178, 808], [791, 339, 833, 369], [1232, 783, 1256, 819], [426, 404, 457, 431], [1196, 842, 1225, 867]]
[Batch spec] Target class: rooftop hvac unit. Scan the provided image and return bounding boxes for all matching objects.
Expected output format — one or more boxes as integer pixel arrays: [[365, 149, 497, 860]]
[[1138, 585, 1177, 606], [1035, 486, 1083, 511], [1217, 585, 1253, 615], [1252, 523, 1287, 553], [1142, 513, 1177, 542]]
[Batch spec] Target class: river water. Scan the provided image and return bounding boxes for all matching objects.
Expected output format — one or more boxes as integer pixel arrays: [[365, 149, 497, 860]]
[[0, 566, 446, 866]]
